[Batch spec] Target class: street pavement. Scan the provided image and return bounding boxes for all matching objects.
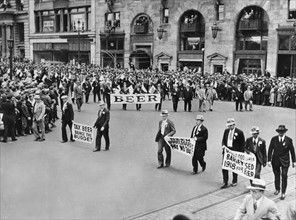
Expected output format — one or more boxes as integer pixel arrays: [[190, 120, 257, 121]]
[[1, 97, 295, 219]]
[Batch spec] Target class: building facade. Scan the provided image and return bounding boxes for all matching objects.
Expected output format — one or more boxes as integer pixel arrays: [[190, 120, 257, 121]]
[[0, 0, 28, 59], [2, 0, 296, 78]]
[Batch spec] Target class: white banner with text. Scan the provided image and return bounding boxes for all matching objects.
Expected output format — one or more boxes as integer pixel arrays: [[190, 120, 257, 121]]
[[165, 137, 196, 157], [71, 121, 94, 144], [110, 94, 161, 104], [222, 147, 256, 180]]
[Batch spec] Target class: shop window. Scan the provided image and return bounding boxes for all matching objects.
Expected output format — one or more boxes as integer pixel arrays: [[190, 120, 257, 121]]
[[289, 0, 296, 19], [18, 23, 24, 43], [217, 4, 224, 21], [237, 36, 267, 51], [55, 9, 61, 32], [162, 8, 169, 24], [69, 7, 91, 31], [105, 12, 120, 30]]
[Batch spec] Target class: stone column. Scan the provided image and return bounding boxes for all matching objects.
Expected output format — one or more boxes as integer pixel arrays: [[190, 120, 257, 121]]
[[1, 24, 6, 58]]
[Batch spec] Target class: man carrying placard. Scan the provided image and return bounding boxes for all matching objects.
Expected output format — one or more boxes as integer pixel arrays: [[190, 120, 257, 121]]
[[93, 101, 110, 152], [60, 95, 75, 143], [221, 118, 245, 189], [190, 115, 208, 174]]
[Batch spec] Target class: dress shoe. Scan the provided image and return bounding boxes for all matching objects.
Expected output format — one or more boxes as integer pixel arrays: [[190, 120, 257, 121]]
[[220, 184, 229, 189], [1, 140, 7, 143], [60, 140, 68, 143], [104, 149, 109, 151], [280, 194, 286, 200], [274, 190, 280, 195], [39, 138, 45, 142], [93, 149, 100, 152], [34, 138, 40, 141], [165, 164, 170, 168], [70, 139, 75, 142], [202, 163, 206, 172], [157, 165, 164, 169], [12, 139, 18, 141], [191, 171, 197, 175], [231, 183, 237, 187]]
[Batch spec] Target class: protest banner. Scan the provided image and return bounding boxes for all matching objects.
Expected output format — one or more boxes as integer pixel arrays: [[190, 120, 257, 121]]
[[110, 93, 161, 104], [222, 147, 256, 180], [164, 137, 196, 157], [71, 121, 94, 144]]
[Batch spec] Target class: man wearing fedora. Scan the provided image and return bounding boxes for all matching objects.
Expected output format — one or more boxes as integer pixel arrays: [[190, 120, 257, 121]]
[[93, 101, 110, 152], [190, 115, 208, 174], [245, 126, 267, 179], [60, 95, 75, 143], [234, 178, 281, 220], [221, 118, 245, 189], [155, 110, 176, 168], [267, 125, 295, 200]]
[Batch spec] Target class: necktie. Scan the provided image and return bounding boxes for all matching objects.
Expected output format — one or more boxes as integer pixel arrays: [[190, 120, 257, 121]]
[[280, 137, 283, 143], [253, 139, 257, 151], [253, 200, 257, 213], [99, 109, 102, 117]]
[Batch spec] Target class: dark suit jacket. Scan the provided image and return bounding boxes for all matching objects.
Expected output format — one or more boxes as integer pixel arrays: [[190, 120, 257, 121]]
[[268, 135, 296, 167], [191, 124, 208, 152], [183, 88, 193, 101], [245, 137, 267, 166], [155, 119, 176, 142], [94, 108, 110, 129], [234, 88, 244, 101], [62, 102, 74, 122], [2, 101, 16, 122], [171, 88, 180, 102], [222, 128, 245, 152]]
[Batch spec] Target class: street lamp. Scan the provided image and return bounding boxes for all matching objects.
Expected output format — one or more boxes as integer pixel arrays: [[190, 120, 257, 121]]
[[7, 39, 14, 80], [74, 20, 84, 65], [157, 26, 167, 40], [211, 22, 220, 39]]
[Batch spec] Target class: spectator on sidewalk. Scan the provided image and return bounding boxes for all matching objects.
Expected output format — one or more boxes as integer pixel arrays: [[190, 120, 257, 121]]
[[32, 94, 46, 142], [234, 178, 281, 220], [267, 125, 296, 200]]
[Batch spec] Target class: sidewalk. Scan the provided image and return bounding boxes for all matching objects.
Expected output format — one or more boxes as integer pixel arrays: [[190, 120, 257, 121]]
[[129, 170, 296, 220]]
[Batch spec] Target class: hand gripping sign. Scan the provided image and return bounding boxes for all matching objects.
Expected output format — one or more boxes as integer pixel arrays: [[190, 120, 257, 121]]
[[71, 121, 94, 144], [222, 147, 256, 180], [165, 136, 196, 157]]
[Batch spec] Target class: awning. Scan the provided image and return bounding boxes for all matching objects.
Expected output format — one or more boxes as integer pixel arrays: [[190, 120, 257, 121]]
[[179, 58, 202, 62]]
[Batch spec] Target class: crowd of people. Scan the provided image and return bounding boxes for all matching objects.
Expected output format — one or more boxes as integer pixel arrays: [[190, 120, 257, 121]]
[[0, 60, 296, 141], [0, 60, 296, 219]]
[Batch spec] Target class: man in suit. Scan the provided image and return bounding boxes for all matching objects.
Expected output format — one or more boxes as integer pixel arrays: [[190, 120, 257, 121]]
[[1, 94, 17, 143], [74, 80, 84, 112], [92, 77, 101, 103], [267, 125, 295, 200], [82, 77, 92, 104], [234, 84, 244, 111], [245, 126, 267, 179], [93, 101, 110, 152], [190, 115, 208, 174], [155, 110, 176, 168], [234, 178, 281, 220], [221, 118, 245, 189], [183, 84, 193, 112], [32, 94, 46, 142], [60, 95, 75, 143], [171, 84, 180, 112]]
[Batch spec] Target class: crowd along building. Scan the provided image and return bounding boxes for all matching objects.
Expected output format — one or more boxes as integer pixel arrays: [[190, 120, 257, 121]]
[[1, 0, 296, 78]]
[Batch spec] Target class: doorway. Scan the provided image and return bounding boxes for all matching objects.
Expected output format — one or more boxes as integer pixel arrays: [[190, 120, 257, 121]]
[[214, 65, 223, 74]]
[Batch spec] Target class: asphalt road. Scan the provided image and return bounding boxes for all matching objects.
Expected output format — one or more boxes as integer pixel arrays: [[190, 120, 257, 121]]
[[1, 97, 295, 219]]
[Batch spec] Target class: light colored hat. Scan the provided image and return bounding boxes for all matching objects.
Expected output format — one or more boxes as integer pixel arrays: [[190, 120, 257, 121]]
[[247, 178, 267, 191], [250, 126, 260, 134], [226, 118, 235, 126], [195, 115, 204, 121], [160, 110, 169, 116], [34, 95, 41, 100], [61, 95, 68, 99], [98, 101, 105, 106]]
